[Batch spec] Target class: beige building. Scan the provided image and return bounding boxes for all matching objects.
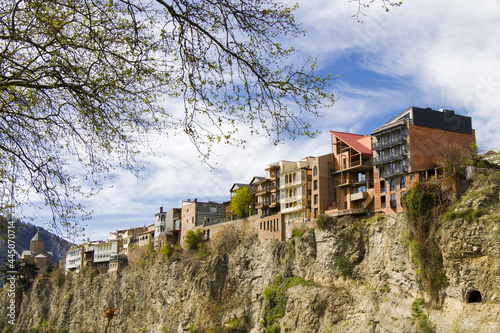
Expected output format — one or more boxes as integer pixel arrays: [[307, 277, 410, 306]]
[[21, 228, 53, 274]]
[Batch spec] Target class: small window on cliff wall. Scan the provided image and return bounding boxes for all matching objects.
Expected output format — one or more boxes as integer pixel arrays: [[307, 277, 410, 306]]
[[466, 290, 482, 303]]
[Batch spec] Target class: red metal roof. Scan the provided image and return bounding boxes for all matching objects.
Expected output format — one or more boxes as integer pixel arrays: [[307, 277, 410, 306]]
[[329, 131, 371, 154]]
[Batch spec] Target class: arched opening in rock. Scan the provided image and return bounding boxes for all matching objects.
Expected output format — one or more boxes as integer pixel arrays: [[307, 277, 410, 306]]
[[466, 290, 482, 303]]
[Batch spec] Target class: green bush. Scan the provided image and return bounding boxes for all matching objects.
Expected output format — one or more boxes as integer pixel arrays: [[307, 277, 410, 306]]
[[402, 181, 449, 305], [335, 255, 353, 278], [315, 213, 334, 230], [160, 242, 174, 259], [185, 229, 203, 250], [291, 227, 305, 238]]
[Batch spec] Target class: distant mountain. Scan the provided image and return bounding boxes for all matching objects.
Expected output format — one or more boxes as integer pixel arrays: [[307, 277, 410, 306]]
[[0, 222, 74, 268]]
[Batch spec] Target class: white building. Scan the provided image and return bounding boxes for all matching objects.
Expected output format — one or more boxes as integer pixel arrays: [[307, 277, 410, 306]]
[[65, 247, 82, 273]]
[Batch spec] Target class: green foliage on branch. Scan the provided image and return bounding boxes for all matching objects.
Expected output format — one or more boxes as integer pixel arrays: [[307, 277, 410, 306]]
[[0, 0, 336, 237]]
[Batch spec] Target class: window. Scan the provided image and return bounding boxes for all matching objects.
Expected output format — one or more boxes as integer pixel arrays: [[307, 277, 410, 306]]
[[400, 144, 405, 155], [314, 194, 318, 205], [400, 160, 406, 171], [389, 147, 394, 157], [380, 180, 385, 193], [344, 202, 347, 209], [389, 132, 394, 142], [390, 162, 396, 174], [379, 136, 384, 145], [358, 172, 366, 182], [400, 176, 406, 189], [314, 180, 318, 190], [390, 193, 397, 208], [381, 196, 386, 208], [390, 179, 396, 192], [313, 166, 318, 176], [401, 191, 406, 206], [399, 129, 404, 140]]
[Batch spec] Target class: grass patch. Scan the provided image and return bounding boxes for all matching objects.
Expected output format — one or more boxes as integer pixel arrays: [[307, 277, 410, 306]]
[[411, 298, 436, 333], [335, 255, 353, 278], [443, 208, 488, 223]]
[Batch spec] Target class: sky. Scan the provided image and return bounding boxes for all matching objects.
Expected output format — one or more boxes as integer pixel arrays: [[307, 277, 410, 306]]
[[32, 0, 500, 241]]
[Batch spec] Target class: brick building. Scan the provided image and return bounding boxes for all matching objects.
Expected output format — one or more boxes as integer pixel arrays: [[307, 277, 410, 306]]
[[371, 107, 476, 213], [327, 131, 374, 216]]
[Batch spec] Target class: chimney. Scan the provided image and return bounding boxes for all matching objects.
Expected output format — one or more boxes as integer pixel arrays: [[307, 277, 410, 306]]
[[187, 199, 190, 202], [160, 207, 163, 213], [194, 198, 197, 202]]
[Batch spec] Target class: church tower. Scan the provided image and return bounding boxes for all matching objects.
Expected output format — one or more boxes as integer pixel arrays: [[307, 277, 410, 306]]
[[30, 228, 45, 252]]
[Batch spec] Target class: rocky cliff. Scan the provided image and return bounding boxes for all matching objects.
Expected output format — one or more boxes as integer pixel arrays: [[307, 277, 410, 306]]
[[1, 172, 499, 333]]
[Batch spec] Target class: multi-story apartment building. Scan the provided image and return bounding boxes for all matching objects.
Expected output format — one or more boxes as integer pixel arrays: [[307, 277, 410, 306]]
[[279, 159, 312, 224], [180, 199, 225, 244], [254, 169, 280, 219], [371, 107, 475, 213], [154, 207, 182, 245], [328, 131, 374, 216], [308, 154, 335, 219]]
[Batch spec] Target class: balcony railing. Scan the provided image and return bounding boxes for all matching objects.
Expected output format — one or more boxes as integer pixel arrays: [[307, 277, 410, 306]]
[[380, 166, 407, 178], [255, 188, 270, 196], [372, 135, 406, 150], [350, 191, 368, 201], [372, 150, 406, 165]]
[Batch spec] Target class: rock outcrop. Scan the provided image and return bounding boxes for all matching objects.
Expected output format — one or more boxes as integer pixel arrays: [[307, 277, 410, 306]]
[[1, 173, 500, 332]]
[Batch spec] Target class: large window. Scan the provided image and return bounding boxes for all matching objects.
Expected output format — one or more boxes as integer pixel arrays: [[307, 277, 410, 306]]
[[390, 179, 396, 192], [313, 166, 318, 176], [390, 193, 397, 208], [358, 172, 366, 182], [400, 176, 406, 189]]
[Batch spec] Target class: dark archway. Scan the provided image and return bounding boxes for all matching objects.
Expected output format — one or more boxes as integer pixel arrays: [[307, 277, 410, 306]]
[[466, 290, 482, 303]]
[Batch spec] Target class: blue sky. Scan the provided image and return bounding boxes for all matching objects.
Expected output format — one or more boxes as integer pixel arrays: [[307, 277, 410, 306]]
[[31, 0, 500, 241]]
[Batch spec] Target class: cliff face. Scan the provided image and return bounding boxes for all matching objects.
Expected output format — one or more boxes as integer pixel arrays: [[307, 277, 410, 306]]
[[1, 175, 500, 333]]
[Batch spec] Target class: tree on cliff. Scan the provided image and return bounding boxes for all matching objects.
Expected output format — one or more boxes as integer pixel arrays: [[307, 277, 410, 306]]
[[0, 0, 336, 236], [230, 187, 255, 218]]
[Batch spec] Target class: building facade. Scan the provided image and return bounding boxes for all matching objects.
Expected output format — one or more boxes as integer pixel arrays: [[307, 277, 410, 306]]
[[372, 107, 476, 213], [328, 131, 374, 216]]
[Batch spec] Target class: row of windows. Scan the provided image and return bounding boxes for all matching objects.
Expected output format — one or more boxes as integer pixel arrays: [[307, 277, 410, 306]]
[[380, 191, 406, 208], [380, 177, 406, 193], [379, 145, 405, 159], [260, 219, 279, 231]]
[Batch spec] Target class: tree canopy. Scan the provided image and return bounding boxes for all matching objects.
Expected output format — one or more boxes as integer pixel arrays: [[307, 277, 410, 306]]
[[230, 187, 255, 218], [0, 0, 338, 236]]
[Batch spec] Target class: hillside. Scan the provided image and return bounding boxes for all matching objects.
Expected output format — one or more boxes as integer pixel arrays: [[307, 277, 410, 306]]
[[0, 222, 73, 267], [1, 171, 499, 332]]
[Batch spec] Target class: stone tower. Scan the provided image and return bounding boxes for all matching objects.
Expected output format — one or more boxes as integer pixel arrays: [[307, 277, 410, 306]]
[[30, 228, 45, 252]]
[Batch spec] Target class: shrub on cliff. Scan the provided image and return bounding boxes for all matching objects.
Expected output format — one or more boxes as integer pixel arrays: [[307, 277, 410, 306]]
[[185, 229, 203, 251]]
